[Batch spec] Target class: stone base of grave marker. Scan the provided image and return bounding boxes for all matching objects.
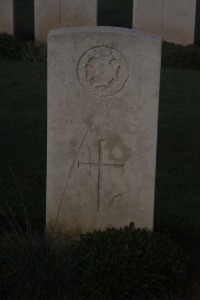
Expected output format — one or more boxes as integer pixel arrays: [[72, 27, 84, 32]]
[[47, 27, 161, 236]]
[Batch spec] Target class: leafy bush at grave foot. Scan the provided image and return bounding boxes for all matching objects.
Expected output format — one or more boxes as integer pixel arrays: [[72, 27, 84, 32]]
[[77, 223, 187, 300], [21, 41, 47, 62], [0, 224, 187, 300], [162, 42, 200, 69], [0, 33, 47, 62], [0, 231, 78, 300]]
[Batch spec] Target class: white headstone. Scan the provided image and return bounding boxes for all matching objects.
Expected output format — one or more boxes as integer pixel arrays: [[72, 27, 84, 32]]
[[34, 0, 97, 42], [133, 0, 197, 45], [47, 27, 161, 236], [0, 0, 14, 34]]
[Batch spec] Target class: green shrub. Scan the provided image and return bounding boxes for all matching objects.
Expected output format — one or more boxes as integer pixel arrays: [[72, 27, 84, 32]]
[[162, 42, 200, 69], [77, 223, 186, 300], [0, 33, 47, 62], [0, 231, 78, 300], [21, 41, 47, 62], [0, 224, 187, 300], [1, 33, 200, 68], [0, 33, 22, 60]]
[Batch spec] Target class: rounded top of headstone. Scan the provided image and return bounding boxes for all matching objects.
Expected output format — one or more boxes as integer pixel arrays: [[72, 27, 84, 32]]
[[48, 26, 162, 42]]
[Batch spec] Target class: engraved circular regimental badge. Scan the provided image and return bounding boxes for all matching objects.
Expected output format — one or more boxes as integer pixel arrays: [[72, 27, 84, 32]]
[[77, 46, 129, 97]]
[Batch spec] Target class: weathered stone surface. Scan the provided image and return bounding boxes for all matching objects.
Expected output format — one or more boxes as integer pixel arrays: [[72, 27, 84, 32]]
[[0, 0, 13, 34], [133, 0, 196, 45], [47, 27, 161, 236], [34, 0, 97, 41]]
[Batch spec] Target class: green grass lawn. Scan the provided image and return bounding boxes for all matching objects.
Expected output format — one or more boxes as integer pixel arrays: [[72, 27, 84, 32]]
[[155, 69, 200, 243], [0, 60, 47, 230], [0, 59, 200, 246]]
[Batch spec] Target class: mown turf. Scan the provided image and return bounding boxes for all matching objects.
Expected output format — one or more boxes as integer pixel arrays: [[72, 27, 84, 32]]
[[0, 60, 47, 230], [155, 69, 200, 243]]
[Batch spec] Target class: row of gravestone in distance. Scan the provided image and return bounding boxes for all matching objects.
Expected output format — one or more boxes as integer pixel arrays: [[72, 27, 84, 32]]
[[0, 0, 198, 45]]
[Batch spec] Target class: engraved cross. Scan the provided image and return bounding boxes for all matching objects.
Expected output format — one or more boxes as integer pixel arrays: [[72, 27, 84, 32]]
[[78, 140, 124, 212]]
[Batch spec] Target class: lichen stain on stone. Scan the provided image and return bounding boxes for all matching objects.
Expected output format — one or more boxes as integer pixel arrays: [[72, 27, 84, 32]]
[[106, 134, 132, 163]]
